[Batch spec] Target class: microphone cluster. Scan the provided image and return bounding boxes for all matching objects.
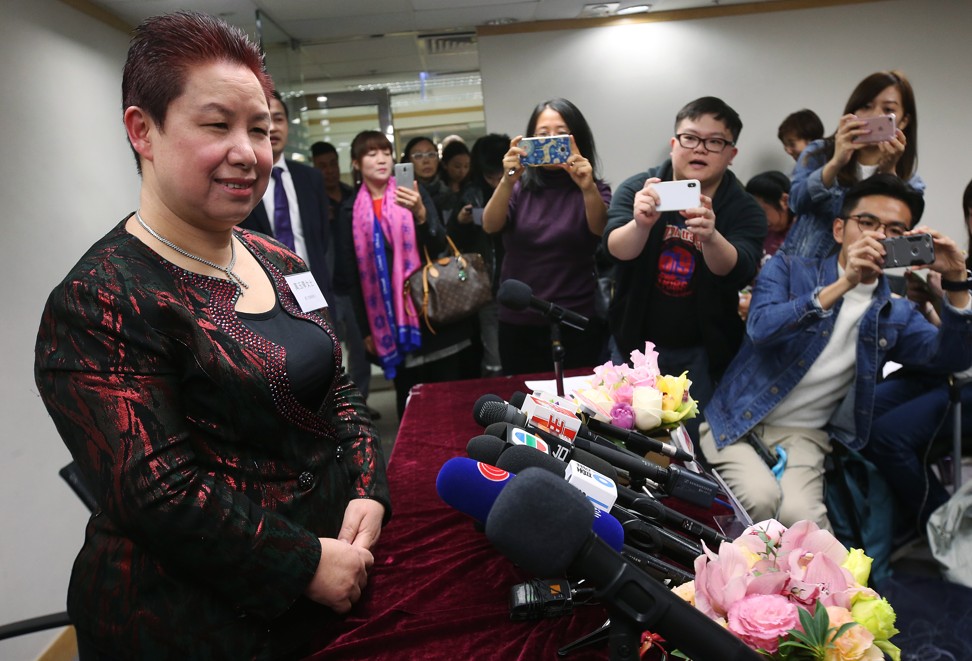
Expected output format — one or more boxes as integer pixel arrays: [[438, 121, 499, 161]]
[[434, 389, 756, 659]]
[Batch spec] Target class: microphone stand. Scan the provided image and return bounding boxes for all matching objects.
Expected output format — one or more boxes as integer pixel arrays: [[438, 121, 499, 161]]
[[550, 321, 566, 397]]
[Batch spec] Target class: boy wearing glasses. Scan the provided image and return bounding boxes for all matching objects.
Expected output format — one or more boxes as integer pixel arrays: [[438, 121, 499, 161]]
[[700, 174, 972, 531], [605, 97, 767, 437]]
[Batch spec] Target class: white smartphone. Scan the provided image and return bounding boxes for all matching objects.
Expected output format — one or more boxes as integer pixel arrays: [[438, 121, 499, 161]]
[[654, 179, 701, 212], [394, 162, 414, 190], [471, 207, 484, 226]]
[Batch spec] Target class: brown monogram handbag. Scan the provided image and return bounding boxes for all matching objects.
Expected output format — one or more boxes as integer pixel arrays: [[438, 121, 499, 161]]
[[407, 236, 492, 333]]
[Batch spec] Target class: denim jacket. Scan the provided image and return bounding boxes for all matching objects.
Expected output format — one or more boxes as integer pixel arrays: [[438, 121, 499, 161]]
[[782, 139, 925, 259], [704, 252, 972, 451]]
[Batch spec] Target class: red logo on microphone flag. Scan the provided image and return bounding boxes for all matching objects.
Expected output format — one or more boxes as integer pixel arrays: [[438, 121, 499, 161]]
[[477, 462, 510, 482]]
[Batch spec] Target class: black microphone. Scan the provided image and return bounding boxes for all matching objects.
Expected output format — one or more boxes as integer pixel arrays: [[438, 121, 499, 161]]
[[583, 416, 694, 462], [473, 396, 528, 427], [611, 505, 704, 565], [466, 434, 509, 465], [480, 401, 719, 508], [492, 434, 727, 550], [484, 421, 618, 480], [621, 544, 694, 586], [497, 279, 589, 331], [615, 485, 731, 548], [571, 436, 719, 508], [485, 469, 762, 661]]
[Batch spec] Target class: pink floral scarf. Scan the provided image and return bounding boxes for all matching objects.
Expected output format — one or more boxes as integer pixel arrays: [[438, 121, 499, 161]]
[[351, 179, 422, 378]]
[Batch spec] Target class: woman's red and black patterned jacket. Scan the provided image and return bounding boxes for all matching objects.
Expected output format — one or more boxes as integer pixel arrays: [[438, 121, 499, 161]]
[[34, 216, 390, 659]]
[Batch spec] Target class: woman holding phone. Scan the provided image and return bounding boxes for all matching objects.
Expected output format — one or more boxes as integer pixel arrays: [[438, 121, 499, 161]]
[[783, 70, 924, 259], [335, 130, 478, 418], [482, 98, 611, 374]]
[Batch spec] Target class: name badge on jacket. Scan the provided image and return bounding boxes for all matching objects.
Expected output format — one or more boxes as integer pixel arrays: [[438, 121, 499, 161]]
[[285, 272, 328, 312]]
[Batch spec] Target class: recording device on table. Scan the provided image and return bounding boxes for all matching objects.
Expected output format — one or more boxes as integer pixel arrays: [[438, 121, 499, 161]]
[[509, 577, 595, 621], [882, 233, 935, 268], [519, 135, 571, 167], [652, 179, 701, 212], [853, 113, 896, 143], [393, 162, 414, 190]]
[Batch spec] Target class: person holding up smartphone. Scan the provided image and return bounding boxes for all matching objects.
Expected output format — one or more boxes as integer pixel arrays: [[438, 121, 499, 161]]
[[783, 70, 923, 259], [482, 98, 612, 375], [334, 130, 479, 418], [700, 174, 972, 539], [604, 96, 767, 443], [864, 177, 972, 542]]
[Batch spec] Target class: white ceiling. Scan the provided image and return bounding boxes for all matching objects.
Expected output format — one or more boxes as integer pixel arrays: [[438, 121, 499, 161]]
[[87, 0, 783, 84]]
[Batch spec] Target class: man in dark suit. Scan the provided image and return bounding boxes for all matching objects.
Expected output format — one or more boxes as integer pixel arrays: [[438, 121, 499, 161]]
[[240, 91, 332, 301]]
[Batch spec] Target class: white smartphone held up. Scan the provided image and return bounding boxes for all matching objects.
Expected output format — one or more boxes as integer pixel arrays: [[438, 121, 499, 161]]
[[654, 179, 701, 212], [471, 207, 485, 226], [394, 162, 415, 191]]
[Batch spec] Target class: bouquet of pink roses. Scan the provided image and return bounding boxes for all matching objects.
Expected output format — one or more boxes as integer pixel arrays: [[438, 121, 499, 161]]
[[668, 519, 900, 660], [572, 342, 698, 433]]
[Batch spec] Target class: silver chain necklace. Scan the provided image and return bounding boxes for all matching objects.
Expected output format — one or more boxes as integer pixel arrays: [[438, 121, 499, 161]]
[[136, 210, 249, 293]]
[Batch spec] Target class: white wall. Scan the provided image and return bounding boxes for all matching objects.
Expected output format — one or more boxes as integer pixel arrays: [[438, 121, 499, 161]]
[[0, 1, 136, 658], [479, 0, 972, 241]]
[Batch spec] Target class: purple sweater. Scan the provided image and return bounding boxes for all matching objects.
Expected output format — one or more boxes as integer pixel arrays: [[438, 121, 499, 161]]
[[499, 170, 612, 325]]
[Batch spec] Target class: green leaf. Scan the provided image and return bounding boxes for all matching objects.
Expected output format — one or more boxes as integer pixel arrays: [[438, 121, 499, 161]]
[[828, 621, 856, 644]]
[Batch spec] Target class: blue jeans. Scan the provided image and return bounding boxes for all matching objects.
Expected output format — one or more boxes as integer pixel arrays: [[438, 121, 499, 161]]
[[863, 372, 972, 531]]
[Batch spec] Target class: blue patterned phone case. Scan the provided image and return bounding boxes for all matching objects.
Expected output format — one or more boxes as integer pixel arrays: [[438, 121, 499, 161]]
[[520, 136, 571, 167]]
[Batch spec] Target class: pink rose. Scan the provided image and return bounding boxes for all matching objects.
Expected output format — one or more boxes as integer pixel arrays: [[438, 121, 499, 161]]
[[614, 384, 634, 405], [727, 594, 799, 654], [610, 403, 635, 429]]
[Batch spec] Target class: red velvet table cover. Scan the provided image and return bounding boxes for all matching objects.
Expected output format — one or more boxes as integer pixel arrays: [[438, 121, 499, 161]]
[[310, 374, 613, 660]]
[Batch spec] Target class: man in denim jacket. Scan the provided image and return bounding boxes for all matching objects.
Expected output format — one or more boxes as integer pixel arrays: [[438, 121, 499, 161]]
[[701, 174, 972, 530]]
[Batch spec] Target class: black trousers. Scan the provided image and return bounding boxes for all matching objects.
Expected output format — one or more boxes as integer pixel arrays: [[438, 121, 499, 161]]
[[498, 318, 607, 376]]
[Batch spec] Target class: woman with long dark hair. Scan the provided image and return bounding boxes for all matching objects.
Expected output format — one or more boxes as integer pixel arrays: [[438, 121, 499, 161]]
[[784, 70, 923, 258], [482, 98, 611, 374]]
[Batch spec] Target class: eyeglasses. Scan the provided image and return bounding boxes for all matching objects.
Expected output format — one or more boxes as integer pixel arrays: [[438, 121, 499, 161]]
[[409, 151, 438, 161], [675, 133, 735, 154], [845, 213, 908, 237]]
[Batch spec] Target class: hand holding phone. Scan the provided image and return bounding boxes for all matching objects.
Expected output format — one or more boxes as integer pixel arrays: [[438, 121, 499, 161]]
[[853, 114, 896, 144], [882, 233, 935, 268], [394, 162, 414, 191], [519, 136, 571, 167], [653, 180, 701, 212]]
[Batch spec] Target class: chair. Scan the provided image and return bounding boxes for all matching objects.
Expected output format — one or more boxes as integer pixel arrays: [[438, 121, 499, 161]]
[[0, 462, 93, 644], [931, 375, 971, 490]]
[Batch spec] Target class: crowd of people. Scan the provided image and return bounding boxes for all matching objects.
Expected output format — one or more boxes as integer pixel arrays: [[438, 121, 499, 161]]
[[32, 9, 972, 659]]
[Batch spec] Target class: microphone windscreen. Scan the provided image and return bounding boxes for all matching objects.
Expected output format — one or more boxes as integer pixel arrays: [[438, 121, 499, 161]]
[[509, 391, 527, 409], [472, 394, 504, 425], [483, 422, 510, 440], [466, 435, 507, 465], [496, 444, 566, 477], [475, 400, 526, 427], [497, 279, 532, 311], [486, 468, 594, 576], [436, 457, 513, 523]]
